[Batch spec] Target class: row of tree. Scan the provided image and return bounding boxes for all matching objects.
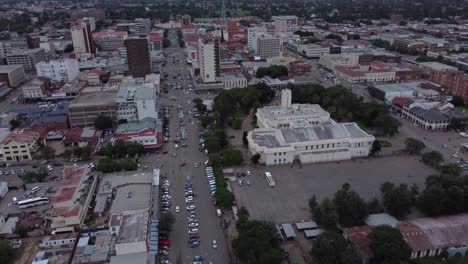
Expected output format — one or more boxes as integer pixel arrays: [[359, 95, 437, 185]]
[[289, 84, 401, 136], [97, 139, 145, 158], [256, 65, 289, 79], [96, 158, 138, 173]]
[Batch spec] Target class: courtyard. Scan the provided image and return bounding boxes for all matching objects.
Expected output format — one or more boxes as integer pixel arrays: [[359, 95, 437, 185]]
[[231, 156, 437, 223]]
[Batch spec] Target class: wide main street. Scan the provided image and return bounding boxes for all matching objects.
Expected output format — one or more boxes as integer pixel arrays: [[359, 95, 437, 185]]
[[149, 30, 230, 264]]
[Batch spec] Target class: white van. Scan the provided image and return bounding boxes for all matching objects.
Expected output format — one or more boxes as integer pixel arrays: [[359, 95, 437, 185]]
[[216, 209, 222, 217], [12, 197, 18, 204]]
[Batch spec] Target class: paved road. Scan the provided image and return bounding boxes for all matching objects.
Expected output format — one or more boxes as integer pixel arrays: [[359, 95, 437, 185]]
[[155, 31, 230, 264]]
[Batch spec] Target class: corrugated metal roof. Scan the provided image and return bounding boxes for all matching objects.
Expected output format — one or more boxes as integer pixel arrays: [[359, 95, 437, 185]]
[[281, 223, 296, 238]]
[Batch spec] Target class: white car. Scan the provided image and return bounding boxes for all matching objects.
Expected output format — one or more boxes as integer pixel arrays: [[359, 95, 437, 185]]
[[186, 205, 195, 210], [175, 206, 180, 213], [212, 240, 218, 249]]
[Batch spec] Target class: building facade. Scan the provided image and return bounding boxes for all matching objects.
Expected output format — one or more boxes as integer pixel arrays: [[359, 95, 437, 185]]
[[197, 37, 220, 83], [6, 48, 51, 71], [68, 91, 117, 127], [115, 117, 162, 149], [21, 77, 51, 99], [248, 89, 374, 165], [125, 36, 152, 78], [273, 16, 298, 33], [115, 82, 158, 122], [36, 59, 80, 82], [256, 34, 282, 59], [0, 65, 26, 87], [0, 129, 39, 162], [71, 23, 96, 55]]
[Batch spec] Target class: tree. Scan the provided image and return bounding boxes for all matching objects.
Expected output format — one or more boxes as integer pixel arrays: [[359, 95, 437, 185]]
[[162, 39, 171, 48], [314, 198, 338, 229], [216, 188, 235, 209], [367, 198, 384, 214], [308, 195, 318, 213], [256, 65, 288, 78], [381, 184, 413, 218], [451, 95, 465, 107], [41, 146, 55, 160], [368, 225, 411, 264], [399, 20, 408, 26], [94, 115, 113, 130], [422, 151, 443, 168], [0, 240, 13, 264], [237, 206, 250, 227], [404, 138, 426, 155], [120, 159, 138, 171], [159, 212, 175, 233], [370, 140, 382, 156], [440, 163, 463, 176], [97, 158, 121, 173], [222, 149, 243, 166], [251, 153, 261, 164], [333, 183, 369, 227], [62, 149, 72, 159], [311, 231, 348, 264], [9, 119, 20, 130], [341, 246, 361, 264], [232, 220, 282, 264]]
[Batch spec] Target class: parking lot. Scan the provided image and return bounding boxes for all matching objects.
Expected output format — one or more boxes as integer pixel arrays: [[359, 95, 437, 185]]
[[231, 156, 437, 223]]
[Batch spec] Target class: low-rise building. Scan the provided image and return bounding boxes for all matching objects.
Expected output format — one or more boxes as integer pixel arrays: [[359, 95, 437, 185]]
[[0, 65, 26, 88], [80, 68, 102, 86], [402, 99, 450, 131], [0, 129, 39, 162], [93, 31, 128, 51], [114, 117, 162, 149], [370, 81, 440, 101], [68, 91, 118, 127], [115, 80, 158, 122], [21, 77, 51, 100], [221, 73, 248, 89], [49, 166, 97, 228]]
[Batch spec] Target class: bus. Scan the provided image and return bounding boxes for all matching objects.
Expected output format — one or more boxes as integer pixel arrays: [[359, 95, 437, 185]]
[[265, 172, 276, 187], [18, 197, 49, 209]]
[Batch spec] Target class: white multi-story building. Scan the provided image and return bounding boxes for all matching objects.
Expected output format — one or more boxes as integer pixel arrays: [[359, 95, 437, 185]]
[[297, 44, 330, 58], [115, 79, 158, 122], [319, 53, 360, 71], [0, 128, 39, 162], [79, 17, 96, 32], [135, 18, 151, 34], [247, 27, 268, 51], [256, 33, 282, 59], [6, 48, 51, 71], [273, 16, 298, 33], [221, 73, 248, 89], [71, 23, 96, 55], [247, 89, 374, 165], [197, 37, 220, 83], [36, 59, 80, 82]]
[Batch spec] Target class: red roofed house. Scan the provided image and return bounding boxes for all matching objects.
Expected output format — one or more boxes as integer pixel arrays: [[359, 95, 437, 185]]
[[0, 129, 39, 162], [49, 166, 97, 229], [80, 68, 103, 86], [344, 213, 468, 263], [148, 32, 163, 51], [181, 24, 196, 35], [114, 117, 162, 149]]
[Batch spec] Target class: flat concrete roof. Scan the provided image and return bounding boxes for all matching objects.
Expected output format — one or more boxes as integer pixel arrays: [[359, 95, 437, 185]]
[[69, 91, 117, 107], [0, 65, 24, 73], [110, 184, 151, 214]]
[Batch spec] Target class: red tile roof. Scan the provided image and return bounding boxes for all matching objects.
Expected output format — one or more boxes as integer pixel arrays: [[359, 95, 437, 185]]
[[0, 129, 38, 145], [392, 97, 410, 107], [343, 225, 373, 257], [148, 32, 163, 42]]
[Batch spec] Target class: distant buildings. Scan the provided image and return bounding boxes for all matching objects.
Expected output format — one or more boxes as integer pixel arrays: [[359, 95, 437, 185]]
[[21, 77, 51, 99], [0, 65, 26, 87], [93, 31, 128, 51], [256, 33, 282, 59], [6, 48, 51, 71], [197, 37, 220, 83], [36, 59, 80, 83], [247, 27, 268, 51], [247, 89, 374, 165], [273, 16, 298, 33], [125, 36, 151, 78], [135, 18, 151, 34]]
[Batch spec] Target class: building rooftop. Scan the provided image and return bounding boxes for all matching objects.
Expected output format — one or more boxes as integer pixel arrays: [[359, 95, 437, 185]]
[[115, 117, 157, 135], [398, 213, 468, 252], [374, 81, 440, 96], [69, 91, 117, 107], [0, 64, 24, 73], [98, 170, 153, 195], [111, 184, 152, 214], [0, 129, 38, 145], [295, 221, 318, 230], [281, 223, 296, 238], [408, 106, 449, 122], [110, 252, 148, 264], [112, 209, 149, 244], [365, 213, 399, 227], [419, 61, 458, 71]]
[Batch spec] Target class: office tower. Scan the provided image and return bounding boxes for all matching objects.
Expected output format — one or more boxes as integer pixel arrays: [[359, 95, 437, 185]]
[[197, 37, 220, 83], [125, 36, 151, 78]]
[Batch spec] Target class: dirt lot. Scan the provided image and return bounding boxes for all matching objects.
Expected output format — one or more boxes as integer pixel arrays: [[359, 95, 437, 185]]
[[231, 156, 437, 224]]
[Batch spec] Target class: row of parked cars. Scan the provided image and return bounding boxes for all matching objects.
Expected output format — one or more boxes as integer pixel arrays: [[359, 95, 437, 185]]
[[185, 180, 200, 248], [205, 166, 216, 196], [159, 178, 172, 264]]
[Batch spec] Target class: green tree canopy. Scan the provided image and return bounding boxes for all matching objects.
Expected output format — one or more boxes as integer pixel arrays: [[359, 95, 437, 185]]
[[222, 148, 243, 166], [251, 153, 261, 164], [422, 151, 443, 168], [159, 212, 175, 233], [404, 138, 426, 155], [381, 183, 413, 218], [333, 183, 369, 227], [232, 220, 282, 264], [314, 198, 338, 229], [311, 231, 348, 264], [368, 225, 411, 264], [0, 240, 13, 264], [94, 115, 114, 130], [256, 65, 288, 79]]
